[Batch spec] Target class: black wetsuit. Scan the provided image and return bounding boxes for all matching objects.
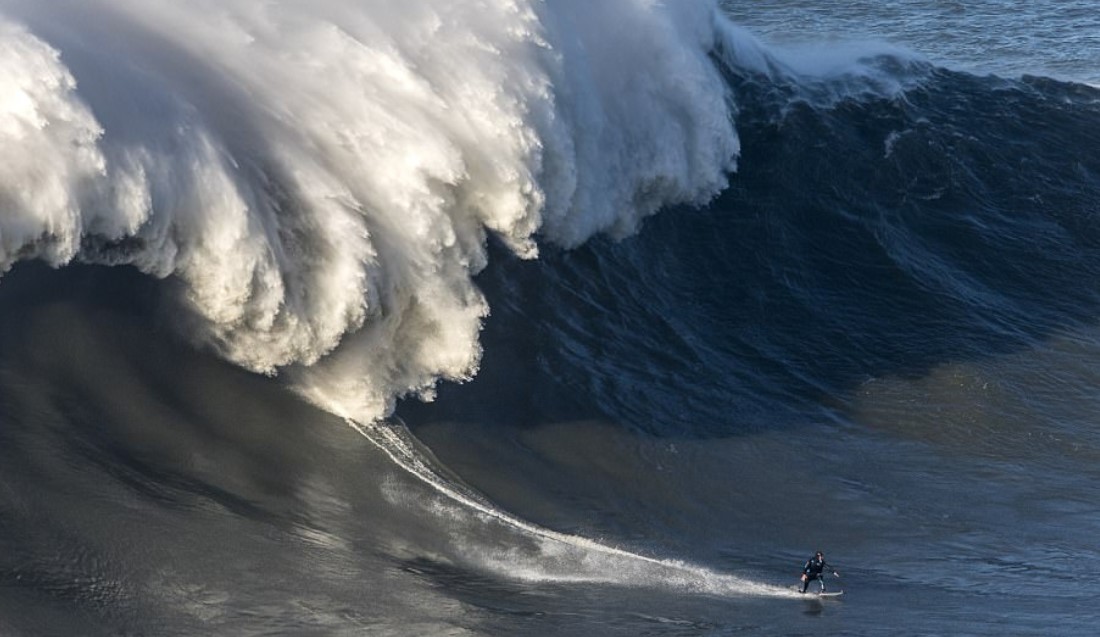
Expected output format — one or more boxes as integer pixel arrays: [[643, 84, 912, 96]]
[[800, 556, 834, 593]]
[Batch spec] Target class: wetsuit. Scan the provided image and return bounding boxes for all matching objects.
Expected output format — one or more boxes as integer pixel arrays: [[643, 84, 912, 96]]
[[799, 555, 836, 593]]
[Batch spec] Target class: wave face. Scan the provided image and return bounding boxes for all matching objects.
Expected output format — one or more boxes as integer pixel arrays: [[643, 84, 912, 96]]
[[392, 55, 1100, 633], [412, 63, 1100, 440], [0, 0, 740, 420]]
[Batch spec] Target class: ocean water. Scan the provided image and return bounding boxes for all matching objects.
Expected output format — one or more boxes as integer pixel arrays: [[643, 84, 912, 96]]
[[1, 1, 1098, 635]]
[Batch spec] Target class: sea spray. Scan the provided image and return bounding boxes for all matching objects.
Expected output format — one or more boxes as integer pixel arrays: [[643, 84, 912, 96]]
[[0, 0, 741, 422]]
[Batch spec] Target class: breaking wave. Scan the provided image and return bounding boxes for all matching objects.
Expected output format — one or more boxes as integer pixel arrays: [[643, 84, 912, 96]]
[[0, 0, 756, 422]]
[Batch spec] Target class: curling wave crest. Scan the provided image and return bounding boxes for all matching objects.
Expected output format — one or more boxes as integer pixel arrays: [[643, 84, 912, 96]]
[[0, 0, 755, 420]]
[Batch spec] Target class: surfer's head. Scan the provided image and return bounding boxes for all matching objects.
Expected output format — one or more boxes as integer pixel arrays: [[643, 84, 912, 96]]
[[815, 551, 823, 559]]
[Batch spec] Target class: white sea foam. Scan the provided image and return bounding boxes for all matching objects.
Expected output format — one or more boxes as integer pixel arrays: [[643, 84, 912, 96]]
[[353, 418, 797, 598], [0, 0, 747, 422]]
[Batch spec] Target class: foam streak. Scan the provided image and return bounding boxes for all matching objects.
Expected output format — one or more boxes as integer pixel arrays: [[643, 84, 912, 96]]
[[349, 418, 796, 598]]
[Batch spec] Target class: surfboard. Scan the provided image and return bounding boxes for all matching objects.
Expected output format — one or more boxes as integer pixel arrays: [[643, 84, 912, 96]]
[[791, 586, 844, 598]]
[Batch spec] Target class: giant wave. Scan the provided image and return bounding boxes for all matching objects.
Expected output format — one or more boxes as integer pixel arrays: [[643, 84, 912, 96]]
[[5, 2, 1100, 633], [0, 0, 760, 423]]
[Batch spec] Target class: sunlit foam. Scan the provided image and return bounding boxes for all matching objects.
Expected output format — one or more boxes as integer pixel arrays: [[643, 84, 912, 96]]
[[0, 0, 750, 423]]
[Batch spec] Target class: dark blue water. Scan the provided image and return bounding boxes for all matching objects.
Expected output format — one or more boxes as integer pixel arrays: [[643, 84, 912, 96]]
[[401, 61, 1100, 634], [2, 2, 1100, 635]]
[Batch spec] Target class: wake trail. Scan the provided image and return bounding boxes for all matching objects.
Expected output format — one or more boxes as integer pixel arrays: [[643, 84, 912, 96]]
[[347, 418, 799, 598]]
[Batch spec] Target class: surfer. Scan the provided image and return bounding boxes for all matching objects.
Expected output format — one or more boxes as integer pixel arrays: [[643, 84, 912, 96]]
[[799, 551, 839, 593]]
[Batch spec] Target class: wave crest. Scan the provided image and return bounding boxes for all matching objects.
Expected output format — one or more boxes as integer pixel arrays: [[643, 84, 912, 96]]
[[0, 0, 741, 421]]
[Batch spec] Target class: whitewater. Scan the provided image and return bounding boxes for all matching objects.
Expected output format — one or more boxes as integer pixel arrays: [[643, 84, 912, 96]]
[[0, 0, 751, 424]]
